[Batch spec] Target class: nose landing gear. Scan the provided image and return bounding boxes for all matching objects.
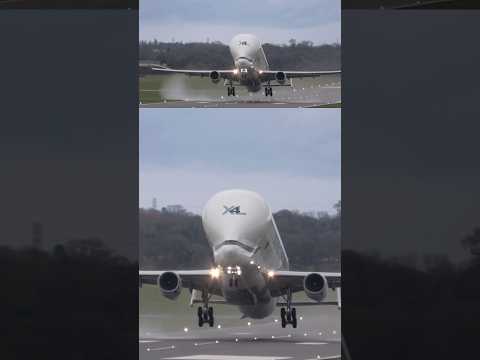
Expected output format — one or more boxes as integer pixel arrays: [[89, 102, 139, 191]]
[[227, 86, 236, 96]]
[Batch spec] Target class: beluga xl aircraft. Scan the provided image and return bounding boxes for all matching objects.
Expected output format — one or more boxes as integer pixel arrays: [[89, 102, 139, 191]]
[[150, 34, 341, 97], [139, 189, 341, 328]]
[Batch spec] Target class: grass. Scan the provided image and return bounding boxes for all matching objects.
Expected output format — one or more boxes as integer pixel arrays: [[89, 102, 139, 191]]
[[139, 74, 341, 105]]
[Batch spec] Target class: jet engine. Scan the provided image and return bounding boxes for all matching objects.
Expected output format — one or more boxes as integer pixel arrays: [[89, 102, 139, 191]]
[[303, 273, 327, 302], [157, 272, 182, 300], [275, 71, 287, 84], [210, 71, 220, 83]]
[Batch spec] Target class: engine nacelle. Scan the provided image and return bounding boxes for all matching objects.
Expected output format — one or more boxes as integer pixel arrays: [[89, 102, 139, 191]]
[[303, 273, 327, 302], [275, 71, 287, 84], [210, 71, 220, 83], [157, 271, 182, 300]]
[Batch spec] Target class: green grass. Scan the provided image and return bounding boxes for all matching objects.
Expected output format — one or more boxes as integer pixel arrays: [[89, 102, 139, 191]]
[[139, 74, 341, 105]]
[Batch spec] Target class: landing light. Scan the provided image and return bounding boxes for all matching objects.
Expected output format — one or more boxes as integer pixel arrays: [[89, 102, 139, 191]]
[[210, 267, 221, 279], [249, 260, 255, 265], [233, 69, 238, 75], [267, 270, 275, 278]]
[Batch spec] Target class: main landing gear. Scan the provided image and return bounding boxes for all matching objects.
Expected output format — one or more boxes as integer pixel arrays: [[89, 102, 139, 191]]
[[265, 86, 273, 97], [227, 86, 236, 96], [280, 289, 297, 328], [197, 290, 214, 327]]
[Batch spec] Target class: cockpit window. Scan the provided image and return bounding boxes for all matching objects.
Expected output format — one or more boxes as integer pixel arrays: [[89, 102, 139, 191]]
[[239, 41, 248, 46]]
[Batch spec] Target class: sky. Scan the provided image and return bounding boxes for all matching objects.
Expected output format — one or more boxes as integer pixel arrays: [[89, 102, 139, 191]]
[[139, 0, 340, 45], [139, 109, 340, 215]]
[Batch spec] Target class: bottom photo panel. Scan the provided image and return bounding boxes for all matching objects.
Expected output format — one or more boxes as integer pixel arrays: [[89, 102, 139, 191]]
[[138, 108, 341, 360]]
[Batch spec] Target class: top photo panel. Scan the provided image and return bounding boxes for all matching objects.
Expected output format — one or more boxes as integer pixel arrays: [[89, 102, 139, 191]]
[[139, 0, 341, 108], [343, 0, 480, 9], [0, 0, 137, 9]]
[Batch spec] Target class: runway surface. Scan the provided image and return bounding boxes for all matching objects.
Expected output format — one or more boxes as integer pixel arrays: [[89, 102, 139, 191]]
[[140, 286, 341, 360], [140, 100, 340, 108]]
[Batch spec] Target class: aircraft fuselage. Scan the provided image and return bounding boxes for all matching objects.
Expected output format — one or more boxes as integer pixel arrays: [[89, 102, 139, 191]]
[[228, 34, 269, 93], [202, 189, 289, 318]]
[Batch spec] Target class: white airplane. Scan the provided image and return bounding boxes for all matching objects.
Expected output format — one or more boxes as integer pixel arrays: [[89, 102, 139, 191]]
[[139, 189, 341, 328], [151, 34, 341, 97]]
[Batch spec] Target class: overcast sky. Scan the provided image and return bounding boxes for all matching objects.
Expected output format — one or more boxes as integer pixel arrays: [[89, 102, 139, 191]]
[[140, 109, 340, 214], [140, 0, 340, 45]]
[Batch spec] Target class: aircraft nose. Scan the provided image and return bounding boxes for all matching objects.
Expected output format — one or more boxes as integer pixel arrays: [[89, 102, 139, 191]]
[[214, 244, 251, 266]]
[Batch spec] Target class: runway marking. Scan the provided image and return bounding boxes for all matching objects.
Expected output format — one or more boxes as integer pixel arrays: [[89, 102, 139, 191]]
[[194, 341, 217, 346], [295, 342, 328, 345], [232, 332, 252, 335], [163, 356, 292, 360], [147, 345, 175, 351], [139, 340, 161, 343], [305, 355, 341, 360]]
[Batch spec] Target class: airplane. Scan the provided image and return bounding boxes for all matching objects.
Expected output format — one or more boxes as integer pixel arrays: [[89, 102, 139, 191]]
[[150, 33, 341, 97], [139, 189, 341, 328]]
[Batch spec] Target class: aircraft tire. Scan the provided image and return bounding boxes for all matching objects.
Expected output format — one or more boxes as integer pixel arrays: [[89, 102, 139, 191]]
[[292, 308, 297, 328]]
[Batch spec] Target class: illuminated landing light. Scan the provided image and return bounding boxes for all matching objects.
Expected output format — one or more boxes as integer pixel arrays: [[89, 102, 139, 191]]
[[304, 333, 308, 337], [299, 316, 303, 321], [194, 343, 198, 346], [254, 337, 258, 341], [235, 338, 239, 342], [257, 265, 261, 270], [249, 260, 255, 265], [209, 267, 221, 279], [271, 335, 275, 339], [233, 69, 238, 75], [184, 327, 189, 332], [146, 348, 150, 352], [332, 330, 337, 335], [288, 334, 292, 337], [171, 345, 175, 349], [215, 340, 219, 344], [267, 270, 275, 278], [318, 332, 323, 336], [259, 70, 263, 74], [247, 321, 252, 327], [217, 325, 222, 329], [274, 319, 278, 323]]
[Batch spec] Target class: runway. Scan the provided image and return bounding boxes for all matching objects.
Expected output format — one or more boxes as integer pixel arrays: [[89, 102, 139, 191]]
[[140, 287, 341, 360], [139, 100, 340, 108]]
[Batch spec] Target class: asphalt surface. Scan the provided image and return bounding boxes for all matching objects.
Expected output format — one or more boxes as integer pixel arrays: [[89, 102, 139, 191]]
[[139, 306, 341, 360], [139, 100, 339, 108]]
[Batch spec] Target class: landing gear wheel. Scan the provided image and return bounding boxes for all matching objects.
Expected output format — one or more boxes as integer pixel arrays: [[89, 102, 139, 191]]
[[265, 87, 273, 96], [292, 308, 297, 328], [198, 306, 204, 327], [208, 307, 214, 327], [280, 307, 286, 328], [227, 86, 236, 96]]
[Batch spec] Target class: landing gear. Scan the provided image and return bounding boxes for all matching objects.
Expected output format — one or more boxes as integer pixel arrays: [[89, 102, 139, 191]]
[[227, 86, 236, 96], [280, 289, 297, 328], [265, 86, 273, 97], [197, 290, 214, 327]]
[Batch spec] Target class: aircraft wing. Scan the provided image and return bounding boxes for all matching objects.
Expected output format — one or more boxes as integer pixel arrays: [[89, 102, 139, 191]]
[[266, 271, 341, 307], [261, 70, 341, 81], [139, 270, 223, 297], [152, 67, 236, 79]]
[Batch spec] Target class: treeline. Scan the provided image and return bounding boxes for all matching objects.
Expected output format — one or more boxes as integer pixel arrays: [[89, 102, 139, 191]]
[[1, 242, 137, 359], [343, 249, 480, 359], [139, 40, 341, 71], [140, 206, 340, 271]]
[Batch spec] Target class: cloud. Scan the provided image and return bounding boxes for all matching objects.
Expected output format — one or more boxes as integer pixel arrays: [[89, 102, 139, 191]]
[[140, 0, 340, 44]]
